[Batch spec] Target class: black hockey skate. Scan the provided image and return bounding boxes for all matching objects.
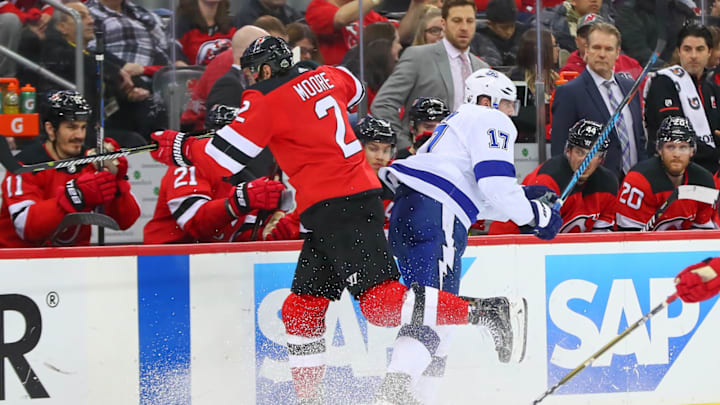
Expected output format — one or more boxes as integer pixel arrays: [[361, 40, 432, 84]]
[[373, 372, 423, 405], [466, 296, 528, 363]]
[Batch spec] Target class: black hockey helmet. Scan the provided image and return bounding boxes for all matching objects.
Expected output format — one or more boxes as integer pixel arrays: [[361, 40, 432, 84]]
[[240, 36, 293, 76], [41, 90, 92, 129], [566, 119, 609, 151], [656, 116, 697, 152], [408, 97, 450, 128], [205, 104, 240, 130], [354, 115, 397, 147]]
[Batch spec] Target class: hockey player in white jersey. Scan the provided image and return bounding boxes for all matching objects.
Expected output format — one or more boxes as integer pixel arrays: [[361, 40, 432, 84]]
[[374, 69, 563, 404]]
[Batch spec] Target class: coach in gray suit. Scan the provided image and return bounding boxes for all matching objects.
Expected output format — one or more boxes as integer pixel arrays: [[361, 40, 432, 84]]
[[371, 0, 488, 149]]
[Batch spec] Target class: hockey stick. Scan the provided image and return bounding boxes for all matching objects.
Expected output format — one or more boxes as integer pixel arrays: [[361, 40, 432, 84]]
[[533, 293, 678, 404], [95, 25, 107, 245], [0, 130, 215, 174], [642, 185, 720, 231], [555, 2, 667, 208], [46, 212, 120, 246]]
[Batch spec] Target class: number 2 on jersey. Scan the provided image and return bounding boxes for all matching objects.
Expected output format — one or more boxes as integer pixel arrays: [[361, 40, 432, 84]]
[[619, 182, 644, 209], [315, 95, 361, 158]]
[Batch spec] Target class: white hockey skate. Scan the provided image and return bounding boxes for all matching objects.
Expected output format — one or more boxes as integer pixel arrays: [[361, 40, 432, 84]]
[[372, 372, 423, 405], [467, 296, 528, 363]]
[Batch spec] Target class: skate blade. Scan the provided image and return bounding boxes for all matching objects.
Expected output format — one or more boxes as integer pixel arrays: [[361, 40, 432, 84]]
[[510, 297, 528, 363]]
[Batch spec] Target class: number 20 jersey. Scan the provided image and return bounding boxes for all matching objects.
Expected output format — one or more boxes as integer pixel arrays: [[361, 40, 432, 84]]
[[200, 62, 380, 215]]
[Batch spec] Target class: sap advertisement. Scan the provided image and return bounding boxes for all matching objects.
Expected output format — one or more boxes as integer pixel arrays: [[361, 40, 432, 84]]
[[0, 233, 719, 404]]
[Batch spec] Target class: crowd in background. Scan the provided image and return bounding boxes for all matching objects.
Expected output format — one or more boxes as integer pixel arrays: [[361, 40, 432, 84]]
[[2, 0, 720, 246]]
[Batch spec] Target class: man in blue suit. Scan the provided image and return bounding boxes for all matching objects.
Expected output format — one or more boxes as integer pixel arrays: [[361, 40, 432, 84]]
[[551, 22, 647, 180]]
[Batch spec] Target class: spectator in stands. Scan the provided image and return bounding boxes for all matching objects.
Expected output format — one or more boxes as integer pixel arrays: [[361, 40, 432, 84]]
[[490, 119, 618, 234], [644, 24, 720, 177], [232, 0, 301, 29], [551, 22, 646, 180], [287, 22, 324, 63], [0, 13, 22, 76], [1, 0, 52, 78], [471, 0, 527, 67], [372, 0, 489, 149], [342, 22, 401, 107], [509, 29, 558, 141], [532, 0, 613, 53], [305, 0, 426, 65], [616, 116, 717, 231], [180, 25, 269, 131], [614, 0, 690, 65], [0, 91, 140, 247], [559, 13, 642, 80], [175, 0, 236, 65], [41, 1, 148, 147], [86, 0, 187, 78], [707, 25, 720, 69], [396, 96, 450, 158], [253, 15, 289, 42], [411, 5, 443, 46]]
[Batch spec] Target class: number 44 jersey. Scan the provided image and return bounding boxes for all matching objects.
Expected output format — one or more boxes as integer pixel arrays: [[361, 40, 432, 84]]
[[197, 62, 380, 215]]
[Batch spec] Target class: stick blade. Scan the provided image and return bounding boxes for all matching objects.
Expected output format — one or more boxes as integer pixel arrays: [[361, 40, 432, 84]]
[[48, 213, 121, 245]]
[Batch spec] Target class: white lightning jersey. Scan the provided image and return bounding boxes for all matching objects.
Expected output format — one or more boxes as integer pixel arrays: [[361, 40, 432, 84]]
[[380, 103, 534, 229]]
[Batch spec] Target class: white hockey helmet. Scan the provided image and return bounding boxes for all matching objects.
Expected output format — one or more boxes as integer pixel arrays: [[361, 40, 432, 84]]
[[464, 68, 518, 114]]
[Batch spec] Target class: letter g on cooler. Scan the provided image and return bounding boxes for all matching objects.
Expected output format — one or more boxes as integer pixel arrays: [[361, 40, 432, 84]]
[[11, 118, 23, 134]]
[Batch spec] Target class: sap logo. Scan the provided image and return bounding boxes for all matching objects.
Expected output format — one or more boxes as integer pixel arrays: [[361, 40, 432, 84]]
[[545, 251, 719, 394], [0, 294, 49, 399], [549, 278, 696, 369]]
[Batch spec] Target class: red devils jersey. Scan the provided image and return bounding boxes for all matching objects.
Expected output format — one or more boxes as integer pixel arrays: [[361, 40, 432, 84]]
[[176, 18, 236, 65], [616, 156, 717, 231], [0, 143, 140, 247], [144, 164, 264, 244], [489, 155, 618, 234], [305, 0, 389, 65], [197, 62, 379, 215]]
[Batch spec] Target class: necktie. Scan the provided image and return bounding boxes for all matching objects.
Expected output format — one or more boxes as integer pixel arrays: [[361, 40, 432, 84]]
[[459, 54, 471, 83], [603, 80, 632, 174]]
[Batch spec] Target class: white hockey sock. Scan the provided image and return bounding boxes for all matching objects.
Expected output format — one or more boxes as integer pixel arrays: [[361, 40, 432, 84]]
[[386, 336, 432, 382], [413, 325, 458, 404]]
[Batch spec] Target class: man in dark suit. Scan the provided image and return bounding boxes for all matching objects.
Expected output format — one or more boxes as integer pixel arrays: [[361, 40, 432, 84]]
[[551, 22, 646, 180]]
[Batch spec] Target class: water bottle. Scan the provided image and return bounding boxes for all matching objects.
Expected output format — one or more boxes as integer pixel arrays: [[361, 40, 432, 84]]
[[3, 82, 19, 114], [20, 84, 36, 113]]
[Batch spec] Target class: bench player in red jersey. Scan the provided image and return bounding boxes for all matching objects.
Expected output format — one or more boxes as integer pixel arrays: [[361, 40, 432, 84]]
[[489, 119, 618, 234], [0, 90, 139, 247], [144, 104, 285, 244], [150, 36, 526, 404], [616, 116, 718, 231]]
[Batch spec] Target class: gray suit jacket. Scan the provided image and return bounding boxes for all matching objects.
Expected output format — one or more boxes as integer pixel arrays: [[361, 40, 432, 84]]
[[371, 40, 488, 149]]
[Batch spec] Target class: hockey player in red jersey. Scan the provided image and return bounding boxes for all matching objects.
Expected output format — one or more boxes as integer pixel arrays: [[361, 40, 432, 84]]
[[616, 116, 718, 231], [396, 97, 450, 159], [150, 36, 524, 405], [490, 119, 619, 234], [0, 90, 140, 247], [144, 104, 285, 244]]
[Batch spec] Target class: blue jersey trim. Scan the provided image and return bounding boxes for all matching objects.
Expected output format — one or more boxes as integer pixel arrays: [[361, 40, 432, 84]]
[[473, 160, 516, 181], [391, 163, 479, 221]]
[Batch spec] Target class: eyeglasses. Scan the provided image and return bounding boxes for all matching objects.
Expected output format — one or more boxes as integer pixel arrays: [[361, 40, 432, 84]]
[[425, 26, 443, 35], [300, 46, 317, 55]]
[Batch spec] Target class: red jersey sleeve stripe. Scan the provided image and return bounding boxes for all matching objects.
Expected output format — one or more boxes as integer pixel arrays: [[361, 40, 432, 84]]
[[168, 195, 211, 230], [8, 200, 34, 240], [206, 126, 264, 174], [335, 66, 366, 110]]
